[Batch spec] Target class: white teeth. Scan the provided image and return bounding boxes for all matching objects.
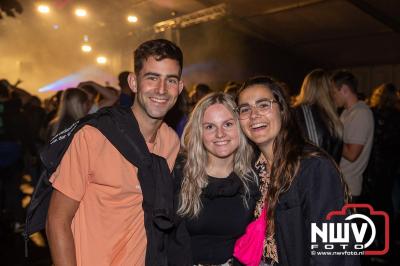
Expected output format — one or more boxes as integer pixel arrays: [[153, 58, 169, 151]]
[[251, 123, 267, 129], [150, 97, 167, 103], [214, 140, 229, 145]]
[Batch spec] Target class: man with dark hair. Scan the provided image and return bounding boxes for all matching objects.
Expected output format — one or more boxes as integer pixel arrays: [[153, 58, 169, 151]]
[[331, 70, 374, 201], [133, 39, 183, 76], [46, 39, 184, 265], [331, 70, 358, 94]]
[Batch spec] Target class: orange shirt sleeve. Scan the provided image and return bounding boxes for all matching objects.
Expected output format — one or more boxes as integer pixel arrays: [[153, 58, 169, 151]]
[[50, 126, 92, 202]]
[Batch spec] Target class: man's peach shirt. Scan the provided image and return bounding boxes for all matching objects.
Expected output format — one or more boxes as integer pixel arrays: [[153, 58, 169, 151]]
[[50, 123, 180, 265]]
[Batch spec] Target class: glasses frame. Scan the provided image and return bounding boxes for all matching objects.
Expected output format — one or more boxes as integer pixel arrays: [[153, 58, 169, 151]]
[[235, 99, 278, 120]]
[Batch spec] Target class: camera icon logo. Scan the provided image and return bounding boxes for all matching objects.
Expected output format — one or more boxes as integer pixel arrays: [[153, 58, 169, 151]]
[[311, 204, 389, 256]]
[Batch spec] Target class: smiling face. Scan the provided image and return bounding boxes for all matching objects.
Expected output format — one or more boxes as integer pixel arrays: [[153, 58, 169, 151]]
[[238, 85, 282, 156], [129, 56, 183, 121], [202, 103, 240, 163]]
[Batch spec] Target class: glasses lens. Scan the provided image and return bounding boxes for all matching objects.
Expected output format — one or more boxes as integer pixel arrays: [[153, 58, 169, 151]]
[[237, 100, 274, 119], [257, 100, 272, 110], [238, 106, 250, 119]]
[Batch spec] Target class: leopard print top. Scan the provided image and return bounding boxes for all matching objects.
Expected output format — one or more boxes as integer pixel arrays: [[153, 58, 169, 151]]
[[254, 154, 279, 264]]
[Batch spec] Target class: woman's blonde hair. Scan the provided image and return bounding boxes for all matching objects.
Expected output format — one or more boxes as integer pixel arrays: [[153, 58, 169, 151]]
[[178, 92, 255, 218], [293, 69, 343, 138], [51, 88, 88, 136]]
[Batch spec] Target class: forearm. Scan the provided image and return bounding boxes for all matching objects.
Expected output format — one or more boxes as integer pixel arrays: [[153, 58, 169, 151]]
[[46, 220, 77, 266], [342, 143, 363, 162], [92, 83, 118, 102], [341, 144, 353, 161]]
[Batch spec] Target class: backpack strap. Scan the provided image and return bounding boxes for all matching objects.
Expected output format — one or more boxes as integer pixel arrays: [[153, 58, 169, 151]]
[[94, 107, 151, 169]]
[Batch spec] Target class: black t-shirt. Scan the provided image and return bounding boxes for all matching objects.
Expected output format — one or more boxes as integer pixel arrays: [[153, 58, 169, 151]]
[[183, 172, 259, 264]]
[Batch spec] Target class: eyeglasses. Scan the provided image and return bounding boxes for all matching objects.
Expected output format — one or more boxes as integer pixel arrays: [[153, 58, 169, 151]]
[[235, 99, 277, 120]]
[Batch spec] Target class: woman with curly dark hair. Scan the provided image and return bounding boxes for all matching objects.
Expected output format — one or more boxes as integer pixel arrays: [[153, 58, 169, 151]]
[[234, 76, 358, 266]]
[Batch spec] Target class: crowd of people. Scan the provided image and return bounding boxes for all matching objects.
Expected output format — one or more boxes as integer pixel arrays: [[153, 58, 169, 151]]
[[0, 38, 399, 265]]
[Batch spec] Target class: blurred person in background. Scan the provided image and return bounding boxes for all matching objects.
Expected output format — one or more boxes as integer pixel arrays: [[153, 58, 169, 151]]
[[44, 91, 63, 127], [0, 79, 33, 232], [118, 71, 135, 107], [79, 80, 119, 113], [46, 88, 90, 139], [22, 96, 47, 183], [99, 86, 120, 105], [366, 83, 400, 252], [292, 69, 343, 163], [164, 88, 190, 138], [331, 70, 374, 202], [224, 81, 241, 98], [23, 96, 46, 144], [9, 79, 32, 107], [189, 83, 212, 110]]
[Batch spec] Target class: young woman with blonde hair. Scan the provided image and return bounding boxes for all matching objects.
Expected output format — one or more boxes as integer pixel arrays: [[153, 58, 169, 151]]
[[175, 92, 259, 265], [292, 69, 343, 163]]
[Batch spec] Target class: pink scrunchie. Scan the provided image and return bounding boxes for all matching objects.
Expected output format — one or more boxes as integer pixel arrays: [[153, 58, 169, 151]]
[[233, 207, 267, 266]]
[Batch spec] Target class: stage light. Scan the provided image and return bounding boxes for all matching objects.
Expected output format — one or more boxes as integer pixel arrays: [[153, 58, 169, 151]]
[[75, 8, 87, 17], [153, 3, 227, 33], [96, 56, 107, 64], [37, 5, 50, 14], [127, 15, 138, 23], [81, 44, 92, 53]]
